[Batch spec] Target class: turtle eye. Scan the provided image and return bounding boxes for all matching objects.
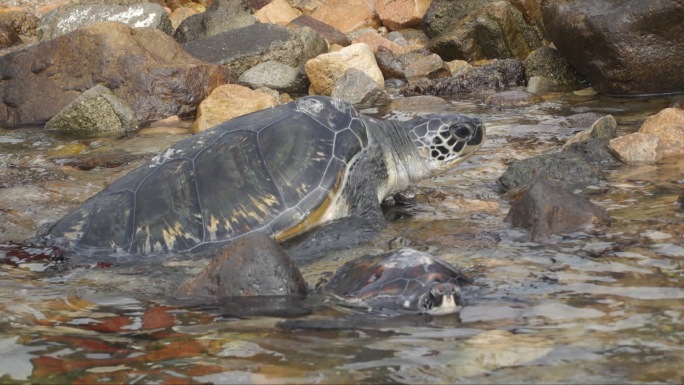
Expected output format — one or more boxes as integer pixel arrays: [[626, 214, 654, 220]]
[[450, 123, 472, 140]]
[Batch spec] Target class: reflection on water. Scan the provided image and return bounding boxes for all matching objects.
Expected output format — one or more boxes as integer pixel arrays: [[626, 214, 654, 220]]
[[1, 93, 683, 383]]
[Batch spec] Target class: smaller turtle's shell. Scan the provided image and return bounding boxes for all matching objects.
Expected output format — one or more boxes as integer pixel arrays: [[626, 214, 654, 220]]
[[324, 248, 471, 311], [48, 96, 370, 255]]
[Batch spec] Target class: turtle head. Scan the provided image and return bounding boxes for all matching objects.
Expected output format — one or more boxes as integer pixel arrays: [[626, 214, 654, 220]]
[[407, 114, 485, 175], [418, 282, 463, 315]]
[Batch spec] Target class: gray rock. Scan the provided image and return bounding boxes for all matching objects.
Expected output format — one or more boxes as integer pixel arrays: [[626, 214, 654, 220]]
[[45, 84, 138, 137], [331, 68, 390, 109], [238, 61, 308, 95], [375, 51, 427, 80], [484, 90, 543, 107], [173, 0, 257, 43], [497, 151, 605, 193], [526, 76, 558, 95], [175, 233, 308, 298], [524, 46, 587, 91], [563, 137, 619, 167], [39, 3, 173, 41], [183, 23, 326, 78], [543, 0, 684, 95], [505, 177, 611, 241]]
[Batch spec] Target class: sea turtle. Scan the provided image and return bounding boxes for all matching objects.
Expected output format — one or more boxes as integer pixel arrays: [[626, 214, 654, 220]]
[[47, 96, 484, 257], [323, 248, 471, 315]]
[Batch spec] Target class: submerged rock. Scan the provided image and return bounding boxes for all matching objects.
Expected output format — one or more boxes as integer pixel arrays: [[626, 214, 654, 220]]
[[484, 90, 543, 107], [505, 177, 611, 241], [175, 233, 308, 298], [44, 84, 138, 138]]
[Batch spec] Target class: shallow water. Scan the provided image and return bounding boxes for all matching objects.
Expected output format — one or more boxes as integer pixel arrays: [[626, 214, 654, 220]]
[[1, 91, 683, 384]]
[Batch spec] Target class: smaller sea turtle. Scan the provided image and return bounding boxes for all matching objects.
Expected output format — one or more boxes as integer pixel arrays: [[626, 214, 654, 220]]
[[323, 248, 471, 315]]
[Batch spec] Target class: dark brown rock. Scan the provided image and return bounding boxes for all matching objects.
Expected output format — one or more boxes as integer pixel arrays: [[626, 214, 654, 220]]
[[0, 10, 40, 39], [505, 177, 611, 241], [175, 233, 309, 298], [542, 0, 684, 96], [0, 22, 231, 126], [406, 59, 526, 96]]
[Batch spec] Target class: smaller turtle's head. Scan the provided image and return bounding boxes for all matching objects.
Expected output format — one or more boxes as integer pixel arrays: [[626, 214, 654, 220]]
[[418, 282, 463, 315], [407, 114, 485, 175]]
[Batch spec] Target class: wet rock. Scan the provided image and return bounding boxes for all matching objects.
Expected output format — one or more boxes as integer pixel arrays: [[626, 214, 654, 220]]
[[39, 3, 173, 41], [44, 84, 138, 138], [524, 46, 587, 91], [287, 15, 350, 46], [183, 23, 326, 78], [238, 61, 308, 95], [505, 177, 611, 241], [609, 133, 664, 165], [563, 138, 618, 167], [484, 90, 543, 107], [374, 0, 431, 31], [542, 0, 684, 96], [563, 115, 617, 148], [305, 43, 384, 96], [638, 108, 684, 158], [331, 68, 390, 109], [0, 21, 22, 48], [423, 0, 499, 38], [381, 95, 452, 113], [190, 84, 278, 133], [427, 1, 544, 62], [525, 76, 557, 95], [404, 53, 451, 79], [310, 0, 381, 33], [0, 9, 40, 39], [173, 0, 257, 43], [175, 233, 308, 298], [0, 22, 230, 126], [498, 151, 605, 193], [560, 112, 607, 129], [407, 59, 525, 96], [351, 30, 405, 53], [254, 0, 302, 26]]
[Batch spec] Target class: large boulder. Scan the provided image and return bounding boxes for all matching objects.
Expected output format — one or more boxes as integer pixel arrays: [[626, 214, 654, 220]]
[[38, 3, 173, 41], [173, 0, 257, 43], [182, 23, 327, 78], [542, 0, 684, 96], [44, 84, 138, 137], [427, 1, 544, 62], [305, 43, 384, 96], [0, 22, 231, 126]]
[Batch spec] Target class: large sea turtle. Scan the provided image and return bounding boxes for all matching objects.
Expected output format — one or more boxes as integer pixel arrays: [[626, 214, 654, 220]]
[[47, 96, 485, 257]]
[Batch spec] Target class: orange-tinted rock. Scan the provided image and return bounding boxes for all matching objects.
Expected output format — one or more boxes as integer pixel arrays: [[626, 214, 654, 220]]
[[310, 0, 380, 33]]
